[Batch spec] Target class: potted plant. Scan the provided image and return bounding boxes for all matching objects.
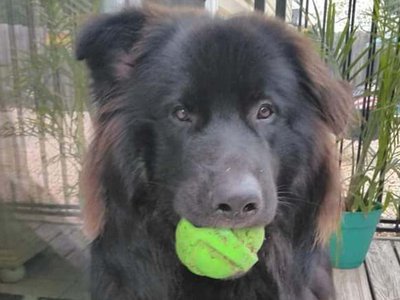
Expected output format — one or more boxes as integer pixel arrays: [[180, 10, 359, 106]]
[[307, 0, 400, 269]]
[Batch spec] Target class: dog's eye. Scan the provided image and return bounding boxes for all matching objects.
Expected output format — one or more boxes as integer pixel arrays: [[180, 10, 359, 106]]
[[173, 106, 191, 122], [257, 103, 274, 119]]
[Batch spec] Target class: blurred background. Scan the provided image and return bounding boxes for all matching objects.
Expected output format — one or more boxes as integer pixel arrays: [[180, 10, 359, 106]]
[[0, 0, 399, 299]]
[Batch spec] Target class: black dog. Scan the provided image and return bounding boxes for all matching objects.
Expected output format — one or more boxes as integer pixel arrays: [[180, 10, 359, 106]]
[[77, 6, 351, 300]]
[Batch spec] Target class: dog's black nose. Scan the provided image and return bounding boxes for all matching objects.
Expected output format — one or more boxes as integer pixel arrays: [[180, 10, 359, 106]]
[[213, 174, 262, 219], [215, 198, 259, 216]]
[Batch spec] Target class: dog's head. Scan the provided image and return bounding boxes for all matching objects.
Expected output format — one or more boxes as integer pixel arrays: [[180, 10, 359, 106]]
[[77, 6, 351, 244]]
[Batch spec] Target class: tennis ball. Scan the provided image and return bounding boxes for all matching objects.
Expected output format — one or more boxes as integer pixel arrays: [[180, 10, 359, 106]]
[[175, 218, 265, 279]]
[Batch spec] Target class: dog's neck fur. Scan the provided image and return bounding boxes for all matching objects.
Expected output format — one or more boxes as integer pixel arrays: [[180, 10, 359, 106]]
[[90, 171, 334, 300]]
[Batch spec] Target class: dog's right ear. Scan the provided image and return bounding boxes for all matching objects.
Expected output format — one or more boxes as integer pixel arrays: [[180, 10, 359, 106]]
[[76, 9, 152, 103], [77, 9, 152, 238]]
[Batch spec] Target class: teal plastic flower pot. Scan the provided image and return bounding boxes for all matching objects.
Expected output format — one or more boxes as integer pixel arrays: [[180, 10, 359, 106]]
[[329, 205, 382, 269]]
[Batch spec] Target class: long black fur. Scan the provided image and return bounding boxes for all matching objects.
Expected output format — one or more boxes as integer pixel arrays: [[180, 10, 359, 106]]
[[77, 6, 351, 300]]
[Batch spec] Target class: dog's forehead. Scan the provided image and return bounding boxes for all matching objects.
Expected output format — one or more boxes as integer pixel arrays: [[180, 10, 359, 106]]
[[170, 20, 297, 107], [183, 22, 267, 82]]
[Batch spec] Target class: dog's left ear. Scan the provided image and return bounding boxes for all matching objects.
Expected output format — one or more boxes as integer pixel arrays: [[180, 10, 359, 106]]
[[290, 34, 353, 136], [280, 27, 352, 244], [289, 33, 353, 245]]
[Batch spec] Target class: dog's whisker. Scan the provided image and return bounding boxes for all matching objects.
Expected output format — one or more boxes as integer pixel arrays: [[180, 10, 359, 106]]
[[278, 196, 320, 207]]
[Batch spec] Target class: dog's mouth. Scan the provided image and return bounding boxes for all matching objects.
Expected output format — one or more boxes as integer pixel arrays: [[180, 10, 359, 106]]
[[174, 208, 273, 231], [188, 218, 267, 230]]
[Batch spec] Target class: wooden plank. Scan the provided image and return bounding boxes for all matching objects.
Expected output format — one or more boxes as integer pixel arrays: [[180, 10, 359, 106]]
[[67, 226, 91, 250], [333, 265, 373, 300], [34, 223, 64, 243], [365, 240, 400, 300], [24, 220, 43, 230], [66, 246, 90, 271], [50, 231, 77, 257], [394, 241, 400, 259]]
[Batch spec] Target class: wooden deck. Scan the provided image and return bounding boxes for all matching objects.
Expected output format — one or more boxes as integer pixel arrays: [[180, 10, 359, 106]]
[[1, 220, 400, 300], [333, 238, 400, 300], [0, 219, 90, 300]]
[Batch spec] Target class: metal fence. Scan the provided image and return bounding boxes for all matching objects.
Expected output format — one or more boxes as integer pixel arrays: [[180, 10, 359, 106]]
[[0, 0, 399, 231]]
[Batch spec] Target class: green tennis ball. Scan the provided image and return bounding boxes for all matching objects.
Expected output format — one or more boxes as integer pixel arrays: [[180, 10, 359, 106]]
[[175, 218, 265, 279]]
